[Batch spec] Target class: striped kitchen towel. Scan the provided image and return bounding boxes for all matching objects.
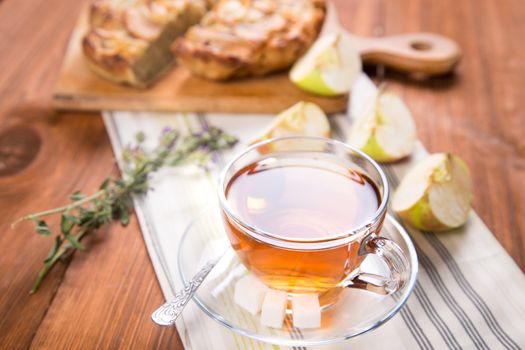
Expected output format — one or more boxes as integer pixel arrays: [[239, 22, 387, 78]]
[[103, 101, 525, 349]]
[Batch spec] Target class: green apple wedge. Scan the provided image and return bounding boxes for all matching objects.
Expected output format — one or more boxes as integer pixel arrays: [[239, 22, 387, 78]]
[[249, 101, 330, 153], [347, 87, 417, 163], [392, 153, 473, 232], [289, 32, 362, 96]]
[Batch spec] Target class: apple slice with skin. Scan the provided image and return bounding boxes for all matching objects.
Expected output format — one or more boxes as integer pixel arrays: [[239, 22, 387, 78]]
[[392, 153, 473, 232], [249, 101, 330, 152], [347, 88, 417, 163], [290, 32, 362, 96]]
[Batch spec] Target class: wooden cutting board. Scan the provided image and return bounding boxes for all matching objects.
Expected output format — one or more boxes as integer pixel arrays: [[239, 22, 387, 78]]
[[53, 4, 460, 114]]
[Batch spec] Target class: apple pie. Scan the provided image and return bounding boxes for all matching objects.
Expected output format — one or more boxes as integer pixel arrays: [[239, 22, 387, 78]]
[[82, 0, 325, 86]]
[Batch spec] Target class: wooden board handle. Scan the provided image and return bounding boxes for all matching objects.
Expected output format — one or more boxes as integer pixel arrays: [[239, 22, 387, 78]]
[[323, 2, 461, 76], [352, 32, 462, 76]]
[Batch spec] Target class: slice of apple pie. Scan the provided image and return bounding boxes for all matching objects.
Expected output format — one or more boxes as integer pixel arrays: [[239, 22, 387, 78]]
[[82, 0, 209, 87]]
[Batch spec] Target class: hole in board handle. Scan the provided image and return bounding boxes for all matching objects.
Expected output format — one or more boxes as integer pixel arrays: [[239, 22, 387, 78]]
[[410, 41, 433, 51]]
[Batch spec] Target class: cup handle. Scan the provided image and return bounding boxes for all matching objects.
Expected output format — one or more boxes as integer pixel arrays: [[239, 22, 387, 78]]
[[342, 235, 410, 295]]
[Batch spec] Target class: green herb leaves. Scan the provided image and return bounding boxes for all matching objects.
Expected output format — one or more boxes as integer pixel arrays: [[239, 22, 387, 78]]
[[14, 125, 238, 293], [44, 237, 63, 264], [35, 220, 51, 236], [61, 214, 79, 234]]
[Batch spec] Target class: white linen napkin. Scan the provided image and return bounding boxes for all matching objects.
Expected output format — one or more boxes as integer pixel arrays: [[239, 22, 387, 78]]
[[103, 104, 525, 349]]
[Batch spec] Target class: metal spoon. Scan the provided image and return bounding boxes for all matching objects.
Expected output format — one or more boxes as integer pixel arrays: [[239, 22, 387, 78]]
[[151, 249, 227, 326]]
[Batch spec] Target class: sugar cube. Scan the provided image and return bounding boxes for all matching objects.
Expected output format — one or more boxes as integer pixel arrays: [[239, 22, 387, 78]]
[[292, 294, 321, 329], [234, 274, 268, 315], [260, 289, 288, 328]]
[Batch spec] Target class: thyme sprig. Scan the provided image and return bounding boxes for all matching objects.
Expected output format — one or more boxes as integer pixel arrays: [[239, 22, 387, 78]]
[[13, 125, 238, 293]]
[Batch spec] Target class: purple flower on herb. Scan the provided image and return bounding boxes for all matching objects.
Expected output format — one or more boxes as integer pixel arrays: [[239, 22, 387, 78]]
[[198, 144, 209, 152], [161, 126, 174, 134], [201, 119, 210, 132], [211, 152, 220, 164]]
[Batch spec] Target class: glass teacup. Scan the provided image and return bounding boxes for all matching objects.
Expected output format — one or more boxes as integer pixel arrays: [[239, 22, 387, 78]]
[[218, 137, 410, 307]]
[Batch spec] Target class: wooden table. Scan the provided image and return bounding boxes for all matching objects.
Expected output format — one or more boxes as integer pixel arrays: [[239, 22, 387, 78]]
[[0, 0, 523, 348]]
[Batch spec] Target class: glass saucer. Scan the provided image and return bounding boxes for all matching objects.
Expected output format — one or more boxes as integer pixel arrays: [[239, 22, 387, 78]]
[[177, 207, 418, 347]]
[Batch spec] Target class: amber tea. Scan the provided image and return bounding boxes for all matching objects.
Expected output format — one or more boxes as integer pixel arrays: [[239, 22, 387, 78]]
[[223, 154, 382, 301]]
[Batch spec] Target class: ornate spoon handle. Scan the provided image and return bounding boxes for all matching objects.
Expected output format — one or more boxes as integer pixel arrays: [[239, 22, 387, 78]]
[[151, 251, 225, 326]]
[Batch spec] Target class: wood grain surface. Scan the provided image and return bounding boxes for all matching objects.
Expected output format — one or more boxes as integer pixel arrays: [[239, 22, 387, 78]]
[[0, 0, 523, 349]]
